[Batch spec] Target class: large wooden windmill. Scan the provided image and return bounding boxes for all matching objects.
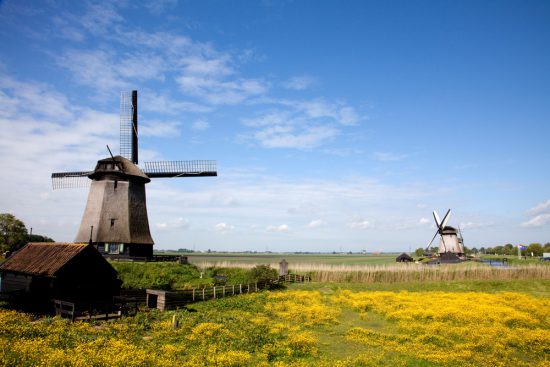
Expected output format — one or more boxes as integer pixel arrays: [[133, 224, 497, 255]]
[[52, 91, 217, 259], [425, 209, 465, 262]]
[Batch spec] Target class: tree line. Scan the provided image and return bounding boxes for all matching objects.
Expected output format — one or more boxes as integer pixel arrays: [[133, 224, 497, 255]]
[[0, 213, 54, 254], [415, 242, 550, 257]]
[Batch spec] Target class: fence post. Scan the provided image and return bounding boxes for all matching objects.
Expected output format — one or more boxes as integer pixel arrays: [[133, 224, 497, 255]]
[[247, 284, 250, 293], [223, 286, 226, 297], [240, 284, 242, 294], [192, 288, 195, 301], [232, 285, 235, 295], [202, 288, 205, 301], [213, 286, 216, 299]]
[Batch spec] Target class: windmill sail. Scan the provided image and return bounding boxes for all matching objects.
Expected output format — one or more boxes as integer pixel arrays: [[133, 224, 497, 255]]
[[143, 160, 217, 178], [51, 171, 92, 189], [120, 90, 138, 164]]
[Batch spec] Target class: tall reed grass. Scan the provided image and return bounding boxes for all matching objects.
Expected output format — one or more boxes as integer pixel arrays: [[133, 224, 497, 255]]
[[191, 260, 550, 283]]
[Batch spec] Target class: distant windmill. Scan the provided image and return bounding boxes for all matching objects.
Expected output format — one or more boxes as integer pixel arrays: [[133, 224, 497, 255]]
[[426, 209, 465, 259], [52, 91, 217, 259]]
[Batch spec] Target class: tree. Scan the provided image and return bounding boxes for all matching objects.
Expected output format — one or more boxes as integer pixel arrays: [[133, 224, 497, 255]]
[[414, 248, 425, 257], [28, 234, 54, 243], [0, 213, 28, 253], [526, 243, 543, 257], [543, 243, 550, 253], [503, 244, 515, 256], [248, 265, 278, 282]]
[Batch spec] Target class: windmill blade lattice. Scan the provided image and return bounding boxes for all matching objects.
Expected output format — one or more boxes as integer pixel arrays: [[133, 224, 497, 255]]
[[143, 160, 217, 178], [51, 171, 92, 189], [120, 91, 137, 163]]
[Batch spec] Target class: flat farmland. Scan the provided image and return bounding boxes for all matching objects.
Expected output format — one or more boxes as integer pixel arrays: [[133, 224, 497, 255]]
[[166, 252, 400, 267]]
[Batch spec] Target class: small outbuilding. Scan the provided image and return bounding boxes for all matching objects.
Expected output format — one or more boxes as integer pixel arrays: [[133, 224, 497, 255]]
[[0, 243, 121, 308], [396, 253, 414, 262]]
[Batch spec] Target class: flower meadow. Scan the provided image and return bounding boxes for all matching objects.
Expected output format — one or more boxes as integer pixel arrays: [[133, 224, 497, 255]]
[[1, 286, 549, 366]]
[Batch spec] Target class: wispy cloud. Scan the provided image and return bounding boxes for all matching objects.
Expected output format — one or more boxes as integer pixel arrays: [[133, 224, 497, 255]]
[[347, 218, 373, 230], [254, 125, 338, 149], [459, 221, 495, 230], [282, 75, 316, 90], [215, 222, 235, 233], [143, 92, 211, 114], [521, 200, 550, 228], [307, 219, 326, 229], [239, 97, 362, 150], [191, 120, 210, 131], [140, 121, 181, 137], [527, 199, 550, 216], [520, 214, 550, 228], [144, 0, 178, 15], [266, 224, 291, 233], [419, 217, 431, 225], [156, 217, 190, 230]]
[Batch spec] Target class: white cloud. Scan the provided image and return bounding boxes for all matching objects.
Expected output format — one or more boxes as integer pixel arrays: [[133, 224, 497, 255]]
[[460, 221, 495, 230], [520, 200, 550, 228], [419, 217, 431, 225], [215, 222, 235, 233], [0, 74, 73, 120], [347, 218, 373, 230], [520, 214, 550, 228], [255, 125, 338, 149], [143, 92, 211, 114], [140, 121, 181, 137], [79, 2, 123, 35], [176, 75, 267, 105], [527, 199, 550, 216], [57, 49, 130, 93], [307, 219, 326, 229], [144, 0, 178, 15], [282, 75, 316, 90], [156, 217, 189, 230], [266, 224, 290, 233], [192, 120, 210, 131]]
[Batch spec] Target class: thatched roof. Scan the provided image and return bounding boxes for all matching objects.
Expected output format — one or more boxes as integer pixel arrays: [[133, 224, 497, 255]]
[[0, 243, 88, 277], [89, 155, 150, 182]]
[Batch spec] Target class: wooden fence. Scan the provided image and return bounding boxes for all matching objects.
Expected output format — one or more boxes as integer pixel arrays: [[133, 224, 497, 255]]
[[54, 298, 139, 321], [147, 274, 310, 311]]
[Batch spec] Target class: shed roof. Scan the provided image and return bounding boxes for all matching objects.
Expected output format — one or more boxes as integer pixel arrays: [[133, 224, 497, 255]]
[[0, 243, 88, 277], [396, 253, 413, 261]]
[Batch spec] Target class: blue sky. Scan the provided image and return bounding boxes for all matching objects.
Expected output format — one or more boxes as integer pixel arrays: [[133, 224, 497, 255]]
[[0, 0, 549, 252]]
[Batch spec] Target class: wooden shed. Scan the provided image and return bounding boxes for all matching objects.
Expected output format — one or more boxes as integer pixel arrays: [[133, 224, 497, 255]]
[[0, 243, 121, 306], [396, 253, 414, 262]]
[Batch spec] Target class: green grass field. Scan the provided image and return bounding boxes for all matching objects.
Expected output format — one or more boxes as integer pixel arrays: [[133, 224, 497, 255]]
[[160, 252, 401, 266]]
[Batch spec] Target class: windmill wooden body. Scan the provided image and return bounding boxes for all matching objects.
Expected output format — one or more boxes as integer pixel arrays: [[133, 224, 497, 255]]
[[52, 91, 217, 259]]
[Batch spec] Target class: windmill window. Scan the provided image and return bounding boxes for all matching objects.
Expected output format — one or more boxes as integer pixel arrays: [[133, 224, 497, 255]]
[[108, 243, 120, 254]]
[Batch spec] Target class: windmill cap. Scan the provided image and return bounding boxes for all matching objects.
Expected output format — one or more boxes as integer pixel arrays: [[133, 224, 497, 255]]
[[89, 155, 150, 183]]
